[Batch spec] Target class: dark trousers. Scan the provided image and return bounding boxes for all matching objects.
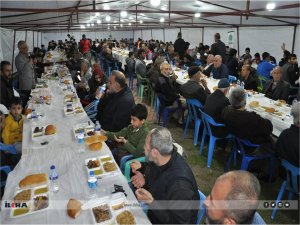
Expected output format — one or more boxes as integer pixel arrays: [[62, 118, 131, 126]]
[[19, 90, 31, 107]]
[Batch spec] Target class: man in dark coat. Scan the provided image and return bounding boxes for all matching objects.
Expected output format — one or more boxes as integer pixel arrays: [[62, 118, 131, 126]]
[[0, 61, 15, 109], [241, 64, 258, 91], [180, 66, 211, 105], [210, 33, 226, 63], [263, 66, 290, 102], [132, 127, 200, 224], [174, 32, 187, 60], [96, 71, 135, 132], [211, 55, 229, 79]]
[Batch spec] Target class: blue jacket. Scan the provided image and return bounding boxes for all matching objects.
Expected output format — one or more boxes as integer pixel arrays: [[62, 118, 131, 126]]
[[257, 60, 276, 80], [211, 64, 229, 79]]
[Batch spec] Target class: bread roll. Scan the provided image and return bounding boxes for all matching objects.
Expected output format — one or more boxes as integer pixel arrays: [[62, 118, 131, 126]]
[[45, 125, 57, 135], [249, 101, 259, 108], [67, 199, 82, 219], [278, 99, 286, 104], [264, 107, 275, 113], [19, 174, 47, 189], [85, 135, 107, 145], [88, 142, 102, 151], [24, 108, 32, 115]]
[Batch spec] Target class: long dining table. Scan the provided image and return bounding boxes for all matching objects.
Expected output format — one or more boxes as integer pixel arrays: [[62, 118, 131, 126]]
[[1, 70, 151, 225], [174, 67, 293, 137]]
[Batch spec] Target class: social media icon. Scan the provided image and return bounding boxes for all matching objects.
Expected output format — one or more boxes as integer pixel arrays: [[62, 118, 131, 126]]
[[278, 202, 283, 208], [271, 202, 276, 208], [264, 202, 269, 208], [284, 202, 290, 208]]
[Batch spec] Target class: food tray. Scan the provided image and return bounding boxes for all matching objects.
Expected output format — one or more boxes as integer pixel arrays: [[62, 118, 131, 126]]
[[89, 194, 135, 225], [85, 155, 119, 179], [32, 125, 56, 139], [64, 103, 84, 116], [26, 112, 42, 120], [73, 122, 95, 139], [11, 184, 50, 218]]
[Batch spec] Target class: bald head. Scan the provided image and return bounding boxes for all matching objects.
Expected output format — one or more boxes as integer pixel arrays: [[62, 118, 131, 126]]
[[206, 54, 215, 65], [213, 55, 222, 68]]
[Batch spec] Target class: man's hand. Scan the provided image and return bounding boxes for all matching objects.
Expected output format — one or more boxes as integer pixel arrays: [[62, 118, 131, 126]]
[[130, 160, 142, 171], [131, 170, 145, 188], [135, 188, 154, 204]]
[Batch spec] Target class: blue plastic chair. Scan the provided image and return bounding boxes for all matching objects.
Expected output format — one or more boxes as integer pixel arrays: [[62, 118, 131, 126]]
[[228, 75, 237, 83], [197, 190, 206, 224], [271, 160, 300, 219], [119, 154, 134, 173], [84, 99, 99, 120], [226, 137, 275, 182], [183, 99, 204, 146], [200, 111, 232, 168], [156, 93, 184, 127]]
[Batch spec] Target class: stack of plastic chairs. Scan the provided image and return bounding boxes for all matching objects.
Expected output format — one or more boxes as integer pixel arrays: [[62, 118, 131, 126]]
[[228, 75, 237, 83], [0, 142, 17, 188]]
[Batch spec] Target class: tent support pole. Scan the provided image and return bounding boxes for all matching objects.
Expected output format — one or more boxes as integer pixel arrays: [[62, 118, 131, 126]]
[[202, 27, 204, 43], [237, 26, 240, 57], [292, 25, 297, 53], [25, 30, 27, 42], [12, 29, 16, 73], [33, 31, 35, 49]]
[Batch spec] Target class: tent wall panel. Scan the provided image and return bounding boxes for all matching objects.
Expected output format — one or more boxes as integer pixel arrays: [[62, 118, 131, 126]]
[[0, 28, 14, 63], [141, 30, 151, 41], [164, 28, 180, 44], [294, 26, 300, 58], [134, 30, 142, 41], [26, 31, 34, 53], [239, 26, 294, 63], [152, 29, 164, 42], [181, 28, 202, 48]]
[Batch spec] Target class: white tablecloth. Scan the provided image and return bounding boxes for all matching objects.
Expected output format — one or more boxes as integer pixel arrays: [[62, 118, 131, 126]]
[[1, 78, 151, 225], [174, 69, 292, 137]]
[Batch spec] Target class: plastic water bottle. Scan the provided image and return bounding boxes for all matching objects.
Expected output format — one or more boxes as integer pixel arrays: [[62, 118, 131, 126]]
[[237, 80, 241, 86], [292, 99, 298, 106], [210, 72, 213, 78], [241, 81, 245, 89], [94, 121, 101, 135], [78, 131, 85, 153], [31, 109, 37, 120], [39, 96, 44, 104], [49, 165, 59, 193], [87, 170, 97, 198]]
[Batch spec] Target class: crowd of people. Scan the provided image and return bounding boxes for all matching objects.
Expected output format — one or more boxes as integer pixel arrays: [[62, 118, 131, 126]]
[[1, 31, 299, 224]]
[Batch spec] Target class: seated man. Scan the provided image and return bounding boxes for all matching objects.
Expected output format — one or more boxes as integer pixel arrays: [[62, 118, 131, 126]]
[[75, 59, 92, 99], [204, 170, 265, 225], [180, 66, 211, 105], [155, 62, 180, 106], [257, 52, 276, 80], [125, 51, 135, 77], [263, 66, 290, 102], [147, 56, 165, 87], [204, 78, 230, 149], [135, 49, 147, 79], [201, 54, 214, 76], [222, 87, 274, 153], [210, 55, 229, 79], [132, 127, 200, 224], [96, 71, 135, 132], [276, 101, 300, 167], [241, 64, 258, 91], [1, 61, 15, 109], [281, 54, 299, 87]]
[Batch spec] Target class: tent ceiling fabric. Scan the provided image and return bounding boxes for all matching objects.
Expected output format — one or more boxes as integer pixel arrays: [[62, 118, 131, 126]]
[[0, 0, 299, 32]]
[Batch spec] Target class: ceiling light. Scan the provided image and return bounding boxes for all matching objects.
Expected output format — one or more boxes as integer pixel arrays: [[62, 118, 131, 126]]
[[114, 26, 116, 29], [95, 12, 100, 17], [120, 19, 124, 22], [108, 27, 110, 30], [140, 13, 145, 16], [87, 23, 90, 27], [160, 17, 165, 23], [150, 0, 161, 7], [81, 25, 85, 29], [121, 11, 128, 18], [128, 23, 132, 26], [103, 4, 110, 10], [91, 23, 94, 26], [129, 16, 133, 20], [90, 16, 94, 20], [140, 20, 143, 24], [266, 3, 276, 11], [105, 15, 111, 22], [120, 24, 123, 27], [97, 20, 101, 24], [195, 12, 201, 18], [161, 5, 167, 11]]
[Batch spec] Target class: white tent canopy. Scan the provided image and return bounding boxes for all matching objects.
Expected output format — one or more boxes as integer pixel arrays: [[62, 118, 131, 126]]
[[1, 0, 299, 68]]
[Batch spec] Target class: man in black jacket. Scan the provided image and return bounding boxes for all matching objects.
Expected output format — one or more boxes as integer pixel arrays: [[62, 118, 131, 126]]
[[210, 33, 226, 63], [96, 71, 135, 132], [222, 87, 274, 153], [241, 64, 258, 91], [133, 127, 199, 224], [174, 32, 187, 60], [263, 66, 290, 102], [180, 66, 211, 105], [1, 61, 15, 109]]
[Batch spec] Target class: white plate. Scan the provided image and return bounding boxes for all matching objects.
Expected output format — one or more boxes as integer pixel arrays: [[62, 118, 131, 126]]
[[31, 125, 57, 139], [73, 122, 95, 139], [85, 156, 118, 179]]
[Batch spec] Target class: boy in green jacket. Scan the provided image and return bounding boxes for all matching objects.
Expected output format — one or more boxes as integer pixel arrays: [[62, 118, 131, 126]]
[[103, 104, 149, 164]]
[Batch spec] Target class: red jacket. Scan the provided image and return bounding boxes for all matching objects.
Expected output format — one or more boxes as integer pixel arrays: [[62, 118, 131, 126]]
[[80, 39, 91, 53]]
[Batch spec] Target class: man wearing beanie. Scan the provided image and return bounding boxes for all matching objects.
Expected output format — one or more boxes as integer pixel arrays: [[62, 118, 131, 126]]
[[180, 66, 211, 105], [204, 78, 231, 150]]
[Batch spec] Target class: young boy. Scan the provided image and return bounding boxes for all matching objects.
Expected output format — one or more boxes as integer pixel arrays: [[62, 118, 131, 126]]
[[103, 104, 149, 164], [2, 97, 24, 153]]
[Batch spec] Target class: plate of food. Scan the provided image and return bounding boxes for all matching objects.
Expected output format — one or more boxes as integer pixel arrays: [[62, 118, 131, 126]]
[[85, 155, 118, 178], [73, 122, 95, 139], [11, 174, 50, 218], [32, 124, 57, 139], [84, 135, 108, 151]]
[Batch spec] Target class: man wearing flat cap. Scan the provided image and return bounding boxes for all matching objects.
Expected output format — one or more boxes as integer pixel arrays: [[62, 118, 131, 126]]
[[204, 78, 231, 149], [180, 66, 211, 105]]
